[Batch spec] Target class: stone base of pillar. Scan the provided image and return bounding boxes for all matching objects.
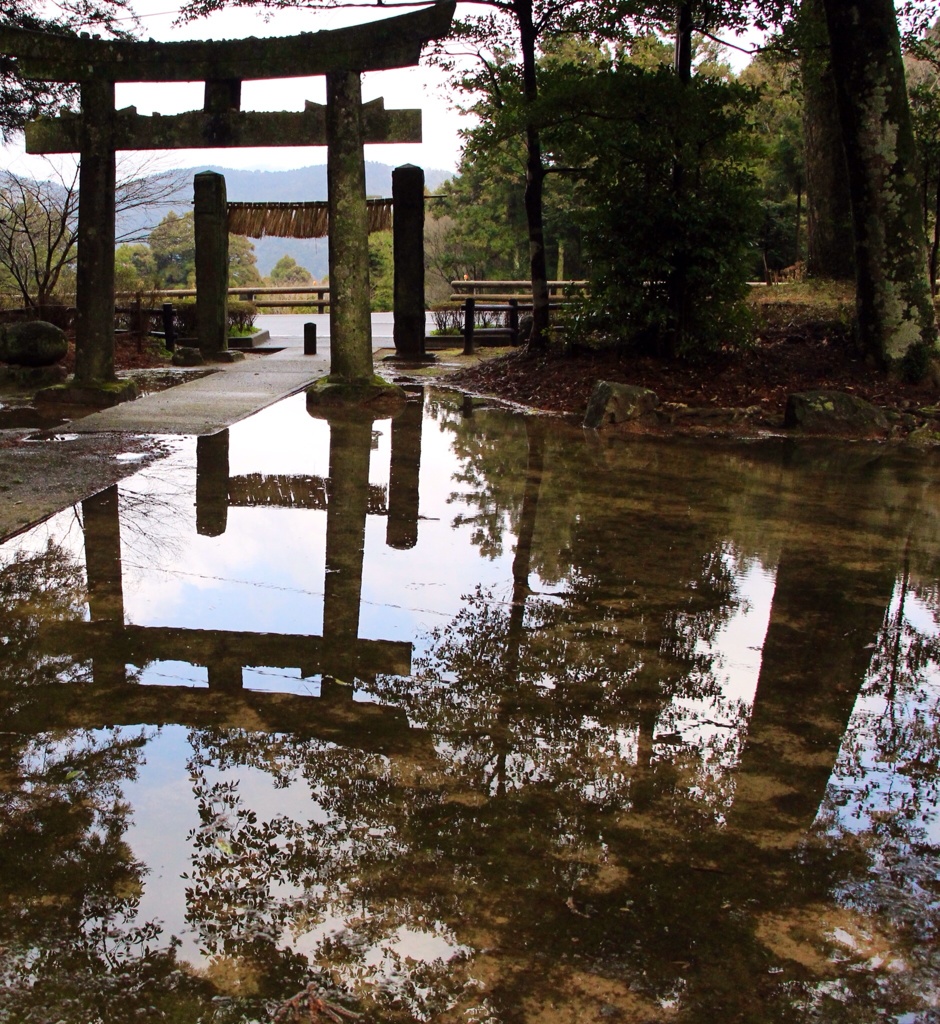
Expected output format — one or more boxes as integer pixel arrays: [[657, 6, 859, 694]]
[[34, 378, 139, 408], [306, 374, 407, 418], [381, 352, 438, 366]]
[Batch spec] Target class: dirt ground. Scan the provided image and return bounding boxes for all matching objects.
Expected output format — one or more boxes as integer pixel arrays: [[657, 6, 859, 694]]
[[439, 298, 940, 438]]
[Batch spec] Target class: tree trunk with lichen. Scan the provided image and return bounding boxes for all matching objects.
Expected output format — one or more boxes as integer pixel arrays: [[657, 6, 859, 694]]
[[822, 0, 937, 371], [801, 0, 855, 279], [517, 0, 550, 349]]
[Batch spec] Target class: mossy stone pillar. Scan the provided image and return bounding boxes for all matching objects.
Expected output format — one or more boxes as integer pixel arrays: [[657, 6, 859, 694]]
[[194, 171, 229, 358], [392, 164, 426, 358], [74, 78, 117, 385], [326, 70, 373, 381]]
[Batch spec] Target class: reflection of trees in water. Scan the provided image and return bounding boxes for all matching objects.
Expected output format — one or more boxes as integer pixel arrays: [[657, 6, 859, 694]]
[[0, 540, 86, 690], [809, 564, 940, 1013], [0, 541, 206, 1022], [0, 726, 211, 1023], [181, 727, 475, 1020]]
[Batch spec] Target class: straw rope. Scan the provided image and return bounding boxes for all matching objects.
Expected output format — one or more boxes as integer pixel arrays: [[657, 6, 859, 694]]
[[227, 199, 393, 238]]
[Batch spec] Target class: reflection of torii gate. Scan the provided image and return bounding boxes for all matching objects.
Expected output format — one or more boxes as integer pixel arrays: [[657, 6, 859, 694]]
[[1, 3, 454, 386], [37, 394, 425, 753]]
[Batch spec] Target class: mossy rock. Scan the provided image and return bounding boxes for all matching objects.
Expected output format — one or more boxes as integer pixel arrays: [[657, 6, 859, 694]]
[[784, 390, 889, 436], [584, 381, 661, 429], [34, 378, 139, 408], [0, 321, 68, 367], [172, 347, 205, 367]]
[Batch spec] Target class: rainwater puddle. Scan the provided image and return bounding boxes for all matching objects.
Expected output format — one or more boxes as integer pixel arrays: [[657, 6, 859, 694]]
[[1, 389, 939, 1023]]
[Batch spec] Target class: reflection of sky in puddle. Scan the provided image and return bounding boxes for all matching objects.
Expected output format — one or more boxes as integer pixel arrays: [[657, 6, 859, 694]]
[[3, 390, 940, 1021]]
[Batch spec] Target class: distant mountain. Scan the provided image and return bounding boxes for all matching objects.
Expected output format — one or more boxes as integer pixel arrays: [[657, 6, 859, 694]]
[[118, 161, 454, 278]]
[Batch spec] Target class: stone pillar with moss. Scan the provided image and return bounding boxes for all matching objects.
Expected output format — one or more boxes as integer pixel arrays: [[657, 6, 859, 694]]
[[194, 171, 229, 358], [326, 70, 373, 382], [392, 164, 426, 359], [74, 78, 117, 386]]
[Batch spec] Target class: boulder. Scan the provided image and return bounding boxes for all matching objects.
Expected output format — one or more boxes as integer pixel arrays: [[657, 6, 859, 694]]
[[0, 321, 68, 367], [584, 381, 660, 429], [172, 346, 205, 367], [784, 390, 889, 436]]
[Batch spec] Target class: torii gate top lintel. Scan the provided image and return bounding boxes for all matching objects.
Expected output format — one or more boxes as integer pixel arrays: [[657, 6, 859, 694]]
[[0, 0, 455, 82]]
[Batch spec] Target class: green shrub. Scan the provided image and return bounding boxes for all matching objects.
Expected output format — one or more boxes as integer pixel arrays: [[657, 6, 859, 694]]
[[228, 299, 258, 334], [547, 66, 760, 359], [168, 298, 257, 338]]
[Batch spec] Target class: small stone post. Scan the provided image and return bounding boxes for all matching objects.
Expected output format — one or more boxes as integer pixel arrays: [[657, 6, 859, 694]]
[[392, 163, 426, 358], [386, 391, 423, 549], [74, 78, 117, 385], [196, 429, 230, 537], [82, 485, 126, 687], [326, 70, 373, 381], [194, 171, 229, 358]]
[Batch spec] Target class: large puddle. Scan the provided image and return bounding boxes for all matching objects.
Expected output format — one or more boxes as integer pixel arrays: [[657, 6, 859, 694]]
[[1, 388, 938, 1023]]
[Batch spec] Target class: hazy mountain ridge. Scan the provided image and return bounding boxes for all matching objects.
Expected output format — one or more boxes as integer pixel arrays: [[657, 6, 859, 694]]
[[121, 161, 453, 278]]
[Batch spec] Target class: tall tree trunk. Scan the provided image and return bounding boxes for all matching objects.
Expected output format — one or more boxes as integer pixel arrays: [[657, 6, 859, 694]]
[[664, 0, 695, 358], [931, 174, 940, 295], [516, 0, 551, 348], [801, 0, 855, 279], [822, 0, 937, 369]]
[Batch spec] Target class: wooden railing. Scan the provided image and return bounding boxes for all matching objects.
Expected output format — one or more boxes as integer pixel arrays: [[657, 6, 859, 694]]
[[114, 285, 332, 311], [448, 279, 588, 353], [449, 279, 588, 303]]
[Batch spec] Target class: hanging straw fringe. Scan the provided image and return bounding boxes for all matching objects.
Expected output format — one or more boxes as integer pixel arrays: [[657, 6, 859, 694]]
[[227, 200, 393, 238]]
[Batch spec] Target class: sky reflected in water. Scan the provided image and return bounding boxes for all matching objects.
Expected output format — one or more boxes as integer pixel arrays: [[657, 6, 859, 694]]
[[1, 389, 938, 1024]]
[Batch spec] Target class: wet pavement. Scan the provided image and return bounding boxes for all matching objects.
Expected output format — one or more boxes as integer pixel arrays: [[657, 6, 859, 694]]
[[0, 388, 938, 1024]]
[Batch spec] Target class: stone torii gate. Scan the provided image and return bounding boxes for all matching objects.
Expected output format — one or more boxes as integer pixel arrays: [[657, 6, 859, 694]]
[[0, 2, 454, 399]]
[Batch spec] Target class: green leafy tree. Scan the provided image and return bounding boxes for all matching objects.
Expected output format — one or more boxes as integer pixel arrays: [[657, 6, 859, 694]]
[[269, 253, 314, 285], [740, 53, 806, 279], [368, 230, 393, 311], [149, 211, 196, 287], [148, 210, 261, 288], [114, 242, 157, 293], [228, 232, 262, 287], [545, 63, 760, 357]]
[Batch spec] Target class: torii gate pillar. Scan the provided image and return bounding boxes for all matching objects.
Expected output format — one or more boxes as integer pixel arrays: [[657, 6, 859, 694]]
[[74, 79, 117, 386], [326, 71, 374, 382]]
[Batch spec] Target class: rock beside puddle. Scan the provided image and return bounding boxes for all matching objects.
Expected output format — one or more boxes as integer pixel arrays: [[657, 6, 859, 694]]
[[784, 389, 889, 436], [584, 381, 660, 429], [0, 321, 68, 368]]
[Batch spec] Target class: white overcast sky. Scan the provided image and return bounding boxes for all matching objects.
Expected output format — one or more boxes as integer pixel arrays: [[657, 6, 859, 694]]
[[4, 0, 472, 179], [2, 1, 759, 182]]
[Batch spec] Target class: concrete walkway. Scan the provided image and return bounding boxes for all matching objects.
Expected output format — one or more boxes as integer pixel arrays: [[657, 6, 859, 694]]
[[66, 312, 413, 436], [67, 350, 329, 436]]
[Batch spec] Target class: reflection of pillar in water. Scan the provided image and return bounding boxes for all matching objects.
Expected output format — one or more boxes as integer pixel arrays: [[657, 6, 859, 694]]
[[386, 393, 423, 549], [322, 415, 373, 683], [208, 657, 243, 691], [82, 485, 126, 686], [196, 430, 230, 537], [732, 550, 896, 835]]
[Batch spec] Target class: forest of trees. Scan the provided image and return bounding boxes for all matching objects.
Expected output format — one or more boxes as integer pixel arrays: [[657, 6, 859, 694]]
[[1, 0, 939, 374]]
